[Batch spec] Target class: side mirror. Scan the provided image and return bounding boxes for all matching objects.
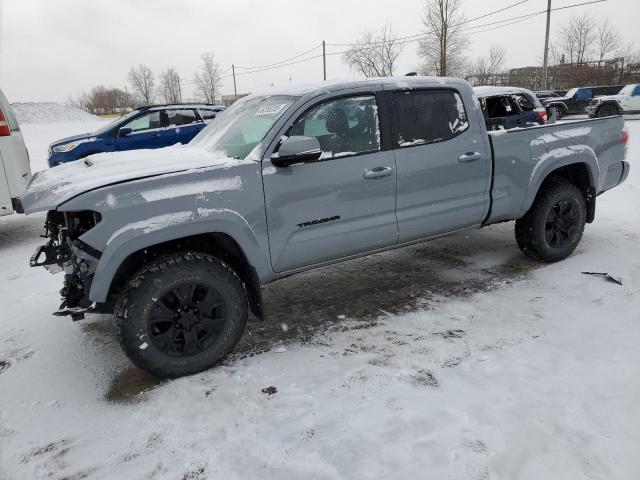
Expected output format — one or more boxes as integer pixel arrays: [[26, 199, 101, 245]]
[[117, 127, 132, 136], [271, 136, 322, 167]]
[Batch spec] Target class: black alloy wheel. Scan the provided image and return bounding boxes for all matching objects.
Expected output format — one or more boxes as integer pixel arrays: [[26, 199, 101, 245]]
[[148, 282, 227, 357], [544, 200, 581, 249]]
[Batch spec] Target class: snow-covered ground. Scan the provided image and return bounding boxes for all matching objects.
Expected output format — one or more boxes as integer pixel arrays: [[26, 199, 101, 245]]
[[20, 119, 110, 173], [0, 120, 639, 479], [12, 103, 100, 125]]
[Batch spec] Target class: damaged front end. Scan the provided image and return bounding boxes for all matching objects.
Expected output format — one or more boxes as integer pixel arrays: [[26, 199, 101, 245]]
[[30, 210, 102, 320]]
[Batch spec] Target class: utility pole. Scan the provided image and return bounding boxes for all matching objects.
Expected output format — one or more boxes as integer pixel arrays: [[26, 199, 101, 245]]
[[232, 64, 237, 99], [322, 40, 327, 81], [542, 0, 552, 90]]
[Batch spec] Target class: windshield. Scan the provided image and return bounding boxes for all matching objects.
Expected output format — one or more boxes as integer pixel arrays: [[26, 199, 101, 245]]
[[92, 110, 139, 135], [565, 88, 577, 98], [189, 95, 298, 159]]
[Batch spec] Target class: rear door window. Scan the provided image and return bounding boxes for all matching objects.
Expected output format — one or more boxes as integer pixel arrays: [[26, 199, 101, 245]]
[[392, 89, 468, 147], [166, 109, 199, 127], [199, 109, 220, 122], [512, 94, 535, 112]]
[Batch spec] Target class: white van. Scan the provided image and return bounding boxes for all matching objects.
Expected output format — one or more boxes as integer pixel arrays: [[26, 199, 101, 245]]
[[0, 88, 31, 216]]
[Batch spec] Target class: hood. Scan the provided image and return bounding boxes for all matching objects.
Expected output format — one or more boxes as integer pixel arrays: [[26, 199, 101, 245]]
[[20, 144, 253, 214], [49, 132, 96, 148]]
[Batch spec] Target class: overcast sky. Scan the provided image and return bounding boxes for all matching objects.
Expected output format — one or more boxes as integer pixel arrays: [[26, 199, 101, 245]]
[[0, 0, 637, 103]]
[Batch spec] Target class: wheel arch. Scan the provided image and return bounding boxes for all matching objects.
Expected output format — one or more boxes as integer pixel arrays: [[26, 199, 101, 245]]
[[101, 232, 264, 318], [523, 161, 597, 223], [107, 232, 263, 317], [596, 101, 621, 115]]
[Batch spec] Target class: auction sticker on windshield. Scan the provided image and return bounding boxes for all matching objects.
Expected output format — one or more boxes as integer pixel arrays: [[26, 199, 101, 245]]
[[255, 104, 288, 116]]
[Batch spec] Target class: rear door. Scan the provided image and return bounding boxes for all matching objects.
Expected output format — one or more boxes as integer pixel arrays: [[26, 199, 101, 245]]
[[389, 88, 491, 242], [114, 110, 168, 151], [166, 109, 203, 145], [262, 91, 398, 272]]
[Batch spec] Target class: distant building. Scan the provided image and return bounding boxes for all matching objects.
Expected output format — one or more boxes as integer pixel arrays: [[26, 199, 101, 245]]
[[221, 93, 249, 107]]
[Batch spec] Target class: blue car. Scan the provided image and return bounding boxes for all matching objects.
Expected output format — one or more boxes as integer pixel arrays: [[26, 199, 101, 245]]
[[47, 103, 225, 167]]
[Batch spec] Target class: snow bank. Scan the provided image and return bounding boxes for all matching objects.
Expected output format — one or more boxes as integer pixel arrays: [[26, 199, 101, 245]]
[[11, 102, 100, 124]]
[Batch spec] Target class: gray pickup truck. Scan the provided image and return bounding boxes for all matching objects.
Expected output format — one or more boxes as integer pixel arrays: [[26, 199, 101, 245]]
[[19, 77, 630, 378]]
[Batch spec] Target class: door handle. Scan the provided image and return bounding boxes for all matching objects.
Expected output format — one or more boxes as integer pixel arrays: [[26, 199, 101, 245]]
[[458, 152, 482, 163], [363, 166, 393, 179]]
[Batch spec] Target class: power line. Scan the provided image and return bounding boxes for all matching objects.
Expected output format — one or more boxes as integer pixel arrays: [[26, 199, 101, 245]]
[[326, 0, 531, 48], [326, 0, 605, 50], [221, 54, 325, 79], [200, 0, 607, 93], [234, 43, 322, 71]]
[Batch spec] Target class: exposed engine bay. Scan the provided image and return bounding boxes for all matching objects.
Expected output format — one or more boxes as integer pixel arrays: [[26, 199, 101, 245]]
[[30, 210, 101, 319]]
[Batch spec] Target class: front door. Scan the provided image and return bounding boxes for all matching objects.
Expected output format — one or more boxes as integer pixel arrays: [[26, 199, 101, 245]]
[[115, 110, 168, 151], [262, 93, 398, 272], [389, 88, 491, 242]]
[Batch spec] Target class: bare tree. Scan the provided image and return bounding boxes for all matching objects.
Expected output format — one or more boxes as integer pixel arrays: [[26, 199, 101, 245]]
[[159, 67, 182, 103], [342, 24, 404, 77], [194, 53, 222, 103], [555, 14, 596, 65], [70, 86, 133, 114], [418, 0, 470, 76], [468, 45, 506, 84], [596, 19, 622, 64], [128, 64, 155, 105]]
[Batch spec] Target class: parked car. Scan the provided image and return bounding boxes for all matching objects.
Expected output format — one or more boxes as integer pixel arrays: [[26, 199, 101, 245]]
[[586, 84, 640, 117], [533, 90, 566, 100], [47, 103, 225, 167], [540, 85, 624, 117], [0, 88, 31, 216], [474, 86, 547, 130], [20, 77, 629, 378]]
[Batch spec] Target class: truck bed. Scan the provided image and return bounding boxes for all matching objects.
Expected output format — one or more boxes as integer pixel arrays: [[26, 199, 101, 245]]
[[485, 116, 629, 224]]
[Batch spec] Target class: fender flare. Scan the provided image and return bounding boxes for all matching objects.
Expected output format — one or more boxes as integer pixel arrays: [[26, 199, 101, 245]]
[[595, 100, 621, 115], [88, 212, 271, 303], [520, 147, 599, 216]]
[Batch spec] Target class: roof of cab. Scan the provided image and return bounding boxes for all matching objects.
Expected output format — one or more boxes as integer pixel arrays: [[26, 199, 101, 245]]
[[248, 76, 471, 98], [136, 103, 226, 111]]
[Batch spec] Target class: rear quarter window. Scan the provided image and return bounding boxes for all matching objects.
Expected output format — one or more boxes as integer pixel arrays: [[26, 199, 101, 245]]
[[199, 109, 219, 122]]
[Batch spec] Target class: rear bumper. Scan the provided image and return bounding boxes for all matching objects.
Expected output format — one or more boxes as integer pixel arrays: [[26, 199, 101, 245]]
[[619, 160, 630, 186]]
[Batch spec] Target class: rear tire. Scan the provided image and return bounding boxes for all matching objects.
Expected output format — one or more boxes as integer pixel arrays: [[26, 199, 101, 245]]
[[115, 252, 248, 378], [515, 178, 586, 262]]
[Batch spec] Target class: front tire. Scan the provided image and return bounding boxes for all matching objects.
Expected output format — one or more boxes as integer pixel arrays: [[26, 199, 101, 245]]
[[115, 252, 248, 378], [597, 104, 618, 117], [515, 178, 586, 262]]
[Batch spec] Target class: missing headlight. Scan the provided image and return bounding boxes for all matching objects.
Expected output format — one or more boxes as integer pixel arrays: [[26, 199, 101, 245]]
[[65, 211, 102, 240]]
